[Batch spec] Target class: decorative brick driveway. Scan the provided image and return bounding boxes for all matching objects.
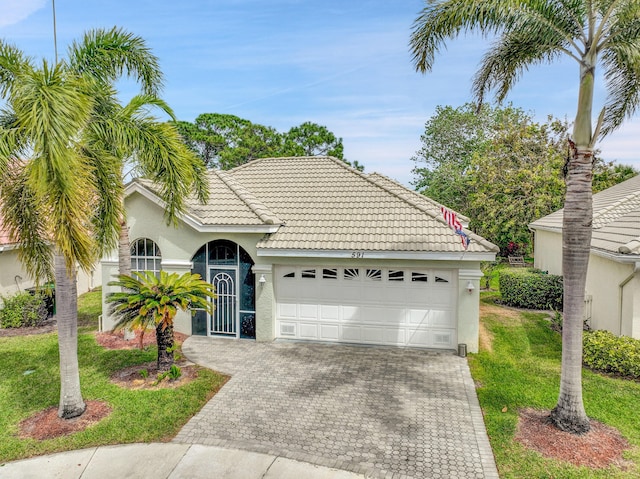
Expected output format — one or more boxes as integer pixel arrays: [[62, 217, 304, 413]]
[[174, 338, 498, 479]]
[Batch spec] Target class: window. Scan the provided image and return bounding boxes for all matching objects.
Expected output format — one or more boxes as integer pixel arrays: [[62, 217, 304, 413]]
[[411, 272, 429, 282], [344, 268, 360, 280], [366, 269, 382, 281], [388, 270, 404, 282], [435, 276, 449, 283], [283, 271, 296, 278], [130, 238, 162, 276], [322, 268, 338, 279], [301, 269, 316, 279]]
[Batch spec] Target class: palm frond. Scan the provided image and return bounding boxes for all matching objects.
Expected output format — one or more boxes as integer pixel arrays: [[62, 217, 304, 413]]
[[0, 162, 53, 282], [66, 27, 163, 96]]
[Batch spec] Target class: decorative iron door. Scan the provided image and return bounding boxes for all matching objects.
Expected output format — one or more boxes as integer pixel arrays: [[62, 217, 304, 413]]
[[210, 269, 237, 336]]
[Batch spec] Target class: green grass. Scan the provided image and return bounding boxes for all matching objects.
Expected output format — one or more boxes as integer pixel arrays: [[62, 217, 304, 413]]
[[470, 294, 640, 478], [0, 289, 227, 463]]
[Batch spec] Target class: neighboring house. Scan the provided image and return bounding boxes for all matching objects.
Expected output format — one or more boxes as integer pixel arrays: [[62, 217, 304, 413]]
[[530, 174, 640, 337], [101, 156, 498, 352], [0, 218, 101, 300]]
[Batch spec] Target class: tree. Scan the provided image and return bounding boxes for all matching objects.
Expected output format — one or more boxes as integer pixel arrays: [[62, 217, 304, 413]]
[[175, 114, 364, 170], [466, 112, 569, 253], [0, 28, 206, 418], [412, 103, 539, 215], [413, 103, 637, 254], [107, 271, 215, 371], [411, 0, 640, 434]]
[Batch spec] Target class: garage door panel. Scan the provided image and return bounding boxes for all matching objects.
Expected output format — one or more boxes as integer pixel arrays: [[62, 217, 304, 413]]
[[320, 304, 339, 321], [299, 304, 318, 319], [361, 306, 395, 323], [342, 325, 361, 341], [278, 303, 298, 319], [343, 305, 360, 321], [431, 330, 455, 348], [409, 309, 429, 325], [320, 324, 340, 340], [299, 323, 318, 338], [361, 326, 385, 343], [407, 329, 430, 347], [429, 310, 455, 328], [383, 328, 405, 344]]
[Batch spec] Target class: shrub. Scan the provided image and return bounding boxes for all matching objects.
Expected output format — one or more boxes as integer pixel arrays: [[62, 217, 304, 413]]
[[583, 330, 640, 379], [499, 268, 563, 310], [0, 292, 48, 328]]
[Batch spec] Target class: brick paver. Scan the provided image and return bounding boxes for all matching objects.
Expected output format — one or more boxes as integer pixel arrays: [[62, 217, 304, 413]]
[[174, 338, 499, 479]]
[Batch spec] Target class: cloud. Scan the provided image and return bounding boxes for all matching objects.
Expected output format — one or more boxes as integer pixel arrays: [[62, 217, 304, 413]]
[[0, 0, 47, 28]]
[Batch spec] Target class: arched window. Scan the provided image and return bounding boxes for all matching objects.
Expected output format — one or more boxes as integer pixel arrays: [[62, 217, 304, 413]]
[[130, 238, 162, 276]]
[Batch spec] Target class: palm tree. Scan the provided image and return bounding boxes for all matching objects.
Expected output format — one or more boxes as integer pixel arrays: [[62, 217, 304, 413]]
[[0, 28, 208, 418], [107, 271, 215, 371], [410, 0, 640, 434]]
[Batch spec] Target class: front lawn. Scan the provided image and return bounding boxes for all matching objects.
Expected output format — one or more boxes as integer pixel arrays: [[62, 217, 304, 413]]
[[0, 289, 227, 463], [470, 295, 640, 478]]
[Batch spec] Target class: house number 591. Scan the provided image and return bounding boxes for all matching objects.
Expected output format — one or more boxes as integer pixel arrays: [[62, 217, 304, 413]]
[[351, 251, 365, 258]]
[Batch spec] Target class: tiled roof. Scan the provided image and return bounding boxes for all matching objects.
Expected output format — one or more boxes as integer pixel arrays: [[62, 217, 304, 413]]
[[529, 174, 640, 256], [134, 171, 282, 227], [228, 156, 497, 254]]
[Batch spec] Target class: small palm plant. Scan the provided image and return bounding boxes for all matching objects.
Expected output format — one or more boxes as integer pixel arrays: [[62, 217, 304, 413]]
[[107, 271, 215, 371]]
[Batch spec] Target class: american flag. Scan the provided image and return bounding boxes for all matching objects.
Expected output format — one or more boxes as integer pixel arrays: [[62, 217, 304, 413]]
[[441, 206, 470, 250]]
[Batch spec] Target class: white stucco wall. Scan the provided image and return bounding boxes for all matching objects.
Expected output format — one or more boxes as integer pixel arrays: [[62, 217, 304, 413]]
[[533, 229, 563, 275], [533, 227, 640, 339], [0, 248, 35, 299]]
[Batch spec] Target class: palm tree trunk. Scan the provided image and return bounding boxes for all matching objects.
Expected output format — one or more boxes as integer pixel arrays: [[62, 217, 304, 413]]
[[55, 253, 86, 419], [156, 323, 174, 372], [549, 145, 592, 434]]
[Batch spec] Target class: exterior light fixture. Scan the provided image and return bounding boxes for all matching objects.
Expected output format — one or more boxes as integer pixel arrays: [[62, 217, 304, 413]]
[[259, 274, 266, 284], [466, 280, 475, 293]]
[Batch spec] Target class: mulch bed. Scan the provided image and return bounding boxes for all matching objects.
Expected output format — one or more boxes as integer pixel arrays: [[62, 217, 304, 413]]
[[19, 401, 112, 440], [515, 408, 632, 469]]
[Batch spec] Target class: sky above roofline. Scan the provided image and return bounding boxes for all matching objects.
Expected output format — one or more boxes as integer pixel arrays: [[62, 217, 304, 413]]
[[1, 0, 638, 186]]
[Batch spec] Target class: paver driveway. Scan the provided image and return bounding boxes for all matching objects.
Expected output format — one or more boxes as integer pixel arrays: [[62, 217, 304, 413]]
[[174, 338, 498, 479]]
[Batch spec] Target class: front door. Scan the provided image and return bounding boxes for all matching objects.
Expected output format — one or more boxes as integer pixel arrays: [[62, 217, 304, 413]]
[[210, 268, 237, 336]]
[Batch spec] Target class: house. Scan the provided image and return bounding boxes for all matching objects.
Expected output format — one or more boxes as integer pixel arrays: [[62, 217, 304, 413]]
[[101, 156, 498, 352], [0, 219, 101, 300], [530, 174, 640, 337]]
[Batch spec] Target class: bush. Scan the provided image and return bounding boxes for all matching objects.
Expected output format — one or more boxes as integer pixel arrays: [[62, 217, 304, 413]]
[[583, 330, 640, 379], [0, 292, 48, 328], [499, 268, 563, 310]]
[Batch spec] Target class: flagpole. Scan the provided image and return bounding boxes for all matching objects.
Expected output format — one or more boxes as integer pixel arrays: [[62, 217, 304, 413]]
[[52, 0, 58, 63]]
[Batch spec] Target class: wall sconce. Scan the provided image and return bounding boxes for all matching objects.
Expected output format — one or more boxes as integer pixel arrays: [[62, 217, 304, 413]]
[[259, 274, 266, 284], [466, 280, 475, 293]]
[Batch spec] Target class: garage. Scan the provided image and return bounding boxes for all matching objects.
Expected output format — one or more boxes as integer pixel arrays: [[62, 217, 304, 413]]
[[275, 265, 457, 349]]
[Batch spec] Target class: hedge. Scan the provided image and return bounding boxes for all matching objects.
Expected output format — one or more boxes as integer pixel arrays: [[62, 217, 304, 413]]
[[0, 292, 48, 328], [499, 268, 563, 310], [583, 330, 640, 379]]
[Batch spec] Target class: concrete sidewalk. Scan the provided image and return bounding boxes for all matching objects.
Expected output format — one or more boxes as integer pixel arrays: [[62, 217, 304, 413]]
[[0, 443, 366, 479]]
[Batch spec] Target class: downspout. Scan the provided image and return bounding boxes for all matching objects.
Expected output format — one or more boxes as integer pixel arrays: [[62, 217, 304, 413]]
[[619, 262, 640, 336]]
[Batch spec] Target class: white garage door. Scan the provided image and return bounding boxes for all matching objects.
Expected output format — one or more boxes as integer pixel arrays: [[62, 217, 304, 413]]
[[275, 266, 457, 349]]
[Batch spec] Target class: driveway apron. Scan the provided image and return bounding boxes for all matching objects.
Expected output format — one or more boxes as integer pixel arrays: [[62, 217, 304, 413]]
[[175, 337, 498, 479]]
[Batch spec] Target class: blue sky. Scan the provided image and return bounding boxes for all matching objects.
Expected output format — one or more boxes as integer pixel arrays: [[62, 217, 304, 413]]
[[1, 0, 638, 185]]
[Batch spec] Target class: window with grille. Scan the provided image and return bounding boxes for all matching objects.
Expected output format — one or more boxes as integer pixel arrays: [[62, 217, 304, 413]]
[[130, 238, 162, 277]]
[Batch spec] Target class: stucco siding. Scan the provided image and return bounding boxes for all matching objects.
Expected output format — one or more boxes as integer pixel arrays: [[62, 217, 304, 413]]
[[585, 254, 633, 335], [0, 249, 35, 299], [533, 229, 562, 275]]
